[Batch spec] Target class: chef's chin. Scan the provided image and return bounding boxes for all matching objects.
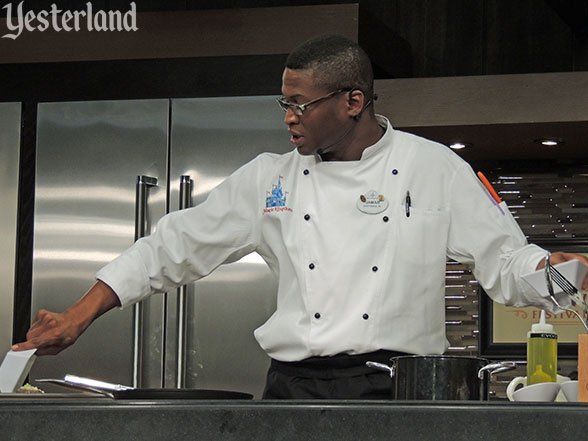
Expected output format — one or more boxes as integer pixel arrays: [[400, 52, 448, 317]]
[[295, 145, 317, 156]]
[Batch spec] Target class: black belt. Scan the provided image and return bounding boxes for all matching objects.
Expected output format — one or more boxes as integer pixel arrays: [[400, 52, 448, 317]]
[[269, 350, 410, 379]]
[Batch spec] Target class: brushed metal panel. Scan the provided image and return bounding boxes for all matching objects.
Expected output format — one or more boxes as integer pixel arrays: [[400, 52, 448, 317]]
[[31, 99, 169, 387], [375, 72, 588, 127], [168, 96, 291, 397], [0, 102, 21, 356]]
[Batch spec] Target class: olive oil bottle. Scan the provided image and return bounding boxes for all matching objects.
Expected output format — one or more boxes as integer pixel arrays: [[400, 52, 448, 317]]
[[527, 310, 557, 385]]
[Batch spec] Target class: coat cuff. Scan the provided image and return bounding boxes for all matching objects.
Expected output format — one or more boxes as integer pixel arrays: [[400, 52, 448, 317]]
[[95, 247, 152, 309]]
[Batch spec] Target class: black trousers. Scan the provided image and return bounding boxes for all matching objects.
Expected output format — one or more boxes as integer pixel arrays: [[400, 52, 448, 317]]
[[262, 350, 408, 400]]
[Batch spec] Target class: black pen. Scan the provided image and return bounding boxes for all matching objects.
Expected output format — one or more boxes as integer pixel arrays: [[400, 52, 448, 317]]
[[405, 191, 411, 217]]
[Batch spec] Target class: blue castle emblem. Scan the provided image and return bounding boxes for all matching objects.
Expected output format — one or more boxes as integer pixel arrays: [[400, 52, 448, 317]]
[[266, 176, 287, 208]]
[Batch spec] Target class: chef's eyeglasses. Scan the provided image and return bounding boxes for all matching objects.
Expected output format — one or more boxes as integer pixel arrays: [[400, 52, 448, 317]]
[[276, 88, 351, 116]]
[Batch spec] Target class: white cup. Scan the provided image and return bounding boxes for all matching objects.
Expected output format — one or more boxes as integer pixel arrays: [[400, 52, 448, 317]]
[[506, 374, 570, 401], [560, 380, 579, 402], [510, 382, 560, 402]]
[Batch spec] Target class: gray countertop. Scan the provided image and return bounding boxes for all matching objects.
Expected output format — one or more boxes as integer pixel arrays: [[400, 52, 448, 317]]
[[1, 395, 587, 441]]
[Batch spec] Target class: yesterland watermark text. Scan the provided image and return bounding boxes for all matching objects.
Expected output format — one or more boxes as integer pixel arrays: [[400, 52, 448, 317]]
[[2, 1, 138, 40]]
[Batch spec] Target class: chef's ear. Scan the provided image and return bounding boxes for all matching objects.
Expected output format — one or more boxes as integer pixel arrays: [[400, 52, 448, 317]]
[[346, 88, 364, 120]]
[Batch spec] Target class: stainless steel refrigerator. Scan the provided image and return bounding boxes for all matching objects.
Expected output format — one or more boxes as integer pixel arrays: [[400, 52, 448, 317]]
[[30, 96, 290, 397], [0, 102, 21, 358]]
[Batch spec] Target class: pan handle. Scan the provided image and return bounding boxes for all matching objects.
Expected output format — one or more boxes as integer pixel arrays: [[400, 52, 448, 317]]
[[477, 361, 521, 380], [36, 378, 115, 398], [62, 374, 133, 391], [35, 373, 137, 398], [366, 361, 395, 378]]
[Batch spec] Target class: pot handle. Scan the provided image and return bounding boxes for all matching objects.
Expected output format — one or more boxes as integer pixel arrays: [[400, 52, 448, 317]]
[[365, 361, 395, 378], [477, 361, 519, 380]]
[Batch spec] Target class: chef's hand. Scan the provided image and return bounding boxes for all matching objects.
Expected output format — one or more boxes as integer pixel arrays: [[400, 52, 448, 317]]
[[11, 280, 121, 356], [536, 252, 588, 290], [15, 309, 84, 356]]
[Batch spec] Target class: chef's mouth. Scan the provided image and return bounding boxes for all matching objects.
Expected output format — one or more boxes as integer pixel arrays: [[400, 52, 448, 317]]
[[290, 134, 304, 147]]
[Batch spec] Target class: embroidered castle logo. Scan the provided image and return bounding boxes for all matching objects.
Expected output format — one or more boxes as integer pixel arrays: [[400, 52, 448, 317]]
[[263, 176, 292, 214]]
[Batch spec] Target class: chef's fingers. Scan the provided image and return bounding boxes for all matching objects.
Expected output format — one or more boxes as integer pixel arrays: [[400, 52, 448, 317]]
[[575, 255, 588, 290], [12, 340, 68, 356], [12, 331, 75, 355], [12, 310, 77, 354], [541, 252, 588, 266], [12, 329, 75, 355], [11, 310, 60, 351], [10, 340, 37, 351]]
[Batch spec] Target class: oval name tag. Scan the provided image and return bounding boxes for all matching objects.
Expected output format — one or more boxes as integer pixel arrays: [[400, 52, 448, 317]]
[[357, 190, 389, 214]]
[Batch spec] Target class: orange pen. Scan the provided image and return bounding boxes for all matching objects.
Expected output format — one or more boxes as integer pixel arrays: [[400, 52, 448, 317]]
[[477, 172, 502, 204]]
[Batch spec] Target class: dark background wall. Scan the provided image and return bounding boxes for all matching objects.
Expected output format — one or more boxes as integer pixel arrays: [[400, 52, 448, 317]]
[[2, 0, 587, 78], [361, 0, 588, 78]]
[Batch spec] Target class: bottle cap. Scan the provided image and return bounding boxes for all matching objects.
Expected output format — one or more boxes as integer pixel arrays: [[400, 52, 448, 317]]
[[531, 310, 554, 333]]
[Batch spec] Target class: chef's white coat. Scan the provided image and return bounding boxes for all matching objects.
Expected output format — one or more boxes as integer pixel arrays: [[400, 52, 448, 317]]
[[97, 115, 551, 361]]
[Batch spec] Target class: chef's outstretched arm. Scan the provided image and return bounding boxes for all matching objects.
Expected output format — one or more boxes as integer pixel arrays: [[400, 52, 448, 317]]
[[12, 280, 121, 356], [536, 252, 588, 290]]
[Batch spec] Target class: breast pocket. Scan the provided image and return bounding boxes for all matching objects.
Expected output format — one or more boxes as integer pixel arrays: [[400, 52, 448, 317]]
[[392, 205, 450, 266]]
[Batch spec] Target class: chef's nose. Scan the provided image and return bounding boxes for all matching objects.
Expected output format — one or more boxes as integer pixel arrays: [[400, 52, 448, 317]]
[[284, 107, 299, 125]]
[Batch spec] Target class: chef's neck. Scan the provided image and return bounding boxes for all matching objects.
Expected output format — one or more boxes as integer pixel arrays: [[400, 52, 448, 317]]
[[319, 113, 385, 162]]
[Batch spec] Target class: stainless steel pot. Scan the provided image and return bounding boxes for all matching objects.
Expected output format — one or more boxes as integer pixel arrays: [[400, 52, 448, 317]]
[[366, 355, 517, 401]]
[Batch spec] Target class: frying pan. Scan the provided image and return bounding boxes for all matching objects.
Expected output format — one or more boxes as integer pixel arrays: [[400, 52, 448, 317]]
[[36, 374, 253, 400]]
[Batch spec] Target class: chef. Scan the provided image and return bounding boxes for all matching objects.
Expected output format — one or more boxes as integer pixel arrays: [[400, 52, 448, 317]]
[[14, 34, 588, 399]]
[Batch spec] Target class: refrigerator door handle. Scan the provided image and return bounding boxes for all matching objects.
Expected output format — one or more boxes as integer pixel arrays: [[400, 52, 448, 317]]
[[176, 175, 192, 388], [133, 175, 158, 388]]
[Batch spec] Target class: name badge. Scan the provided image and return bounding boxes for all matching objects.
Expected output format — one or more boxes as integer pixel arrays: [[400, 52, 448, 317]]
[[357, 190, 389, 214]]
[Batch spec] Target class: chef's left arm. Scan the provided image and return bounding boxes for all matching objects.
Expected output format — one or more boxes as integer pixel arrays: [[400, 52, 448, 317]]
[[445, 162, 587, 310]]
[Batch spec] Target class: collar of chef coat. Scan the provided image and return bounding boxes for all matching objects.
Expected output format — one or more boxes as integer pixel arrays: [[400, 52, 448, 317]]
[[301, 114, 393, 163], [359, 114, 391, 160]]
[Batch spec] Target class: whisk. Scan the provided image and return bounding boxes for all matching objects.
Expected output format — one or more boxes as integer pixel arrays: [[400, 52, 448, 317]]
[[544, 253, 588, 333]]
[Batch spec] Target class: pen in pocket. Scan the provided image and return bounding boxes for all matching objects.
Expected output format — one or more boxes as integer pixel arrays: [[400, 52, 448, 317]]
[[405, 191, 411, 218], [477, 171, 505, 215]]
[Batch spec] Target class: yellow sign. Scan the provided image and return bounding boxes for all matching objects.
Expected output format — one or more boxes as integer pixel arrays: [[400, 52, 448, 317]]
[[493, 303, 587, 343]]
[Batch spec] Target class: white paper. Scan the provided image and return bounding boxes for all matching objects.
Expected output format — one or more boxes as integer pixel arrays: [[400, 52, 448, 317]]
[[0, 349, 37, 393]]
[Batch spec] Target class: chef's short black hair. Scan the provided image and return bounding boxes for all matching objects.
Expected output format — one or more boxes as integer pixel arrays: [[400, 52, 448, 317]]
[[286, 34, 374, 100]]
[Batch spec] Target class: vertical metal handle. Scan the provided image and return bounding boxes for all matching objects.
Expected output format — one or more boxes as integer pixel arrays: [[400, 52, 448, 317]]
[[133, 175, 158, 388], [176, 175, 192, 388]]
